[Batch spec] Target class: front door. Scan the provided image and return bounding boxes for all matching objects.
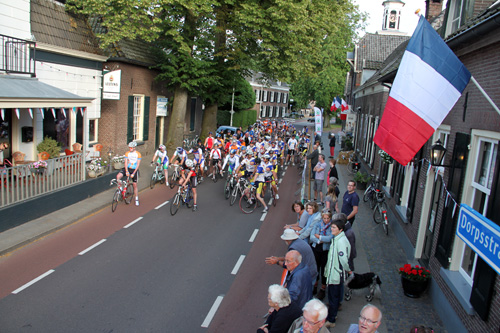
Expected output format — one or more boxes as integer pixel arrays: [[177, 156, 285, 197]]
[[422, 176, 442, 266]]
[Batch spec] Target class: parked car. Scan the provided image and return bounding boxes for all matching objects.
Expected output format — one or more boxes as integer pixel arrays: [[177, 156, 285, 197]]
[[216, 126, 237, 136], [307, 118, 315, 122]]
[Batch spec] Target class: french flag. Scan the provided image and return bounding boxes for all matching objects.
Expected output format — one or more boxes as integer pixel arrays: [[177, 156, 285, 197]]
[[330, 100, 335, 112], [334, 97, 341, 110], [373, 16, 471, 166], [341, 98, 348, 111]]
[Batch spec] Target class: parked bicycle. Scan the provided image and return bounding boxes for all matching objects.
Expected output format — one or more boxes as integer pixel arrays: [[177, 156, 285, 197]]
[[110, 178, 134, 212], [347, 152, 360, 175], [169, 164, 181, 189], [170, 184, 194, 215], [373, 189, 389, 235], [362, 175, 379, 209], [150, 162, 166, 189]]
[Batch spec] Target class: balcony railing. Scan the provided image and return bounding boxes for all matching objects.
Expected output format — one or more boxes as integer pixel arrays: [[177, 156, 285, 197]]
[[0, 34, 36, 76], [0, 154, 84, 208]]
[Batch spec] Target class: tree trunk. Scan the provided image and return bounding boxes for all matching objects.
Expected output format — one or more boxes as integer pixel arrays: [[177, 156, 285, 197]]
[[324, 112, 330, 129], [166, 85, 188, 154], [200, 102, 218, 141]]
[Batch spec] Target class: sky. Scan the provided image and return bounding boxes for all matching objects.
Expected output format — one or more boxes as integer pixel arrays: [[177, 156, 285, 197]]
[[353, 0, 429, 36]]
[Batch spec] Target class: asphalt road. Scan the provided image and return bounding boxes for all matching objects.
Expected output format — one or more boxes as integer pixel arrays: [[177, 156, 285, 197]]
[[0, 164, 297, 332]]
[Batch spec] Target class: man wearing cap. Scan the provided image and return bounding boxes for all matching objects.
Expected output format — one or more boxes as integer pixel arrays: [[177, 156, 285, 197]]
[[265, 229, 318, 285]]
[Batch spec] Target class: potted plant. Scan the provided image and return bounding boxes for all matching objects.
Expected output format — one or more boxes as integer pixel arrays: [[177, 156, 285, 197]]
[[399, 264, 431, 298], [30, 160, 48, 175], [112, 155, 125, 170], [87, 158, 108, 178], [354, 171, 371, 190], [36, 136, 61, 159]]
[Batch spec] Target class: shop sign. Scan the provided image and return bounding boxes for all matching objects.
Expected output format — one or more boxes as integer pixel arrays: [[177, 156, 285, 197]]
[[457, 204, 500, 275], [157, 97, 168, 116], [103, 70, 121, 100]]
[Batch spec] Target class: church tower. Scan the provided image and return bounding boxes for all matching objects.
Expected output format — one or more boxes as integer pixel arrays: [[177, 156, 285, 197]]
[[382, 0, 405, 31]]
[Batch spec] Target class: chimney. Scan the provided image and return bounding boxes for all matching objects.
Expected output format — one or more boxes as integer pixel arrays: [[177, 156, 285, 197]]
[[426, 0, 443, 21]]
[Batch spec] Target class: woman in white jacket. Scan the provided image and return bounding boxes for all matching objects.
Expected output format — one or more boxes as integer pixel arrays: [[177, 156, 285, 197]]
[[324, 217, 352, 328]]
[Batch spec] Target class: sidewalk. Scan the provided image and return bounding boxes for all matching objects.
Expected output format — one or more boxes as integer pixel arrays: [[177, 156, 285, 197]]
[[317, 129, 446, 332], [0, 159, 154, 256]]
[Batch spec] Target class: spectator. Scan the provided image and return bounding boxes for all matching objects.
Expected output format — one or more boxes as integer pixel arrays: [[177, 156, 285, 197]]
[[283, 250, 312, 309], [346, 304, 382, 333], [324, 184, 339, 213], [297, 201, 321, 242], [342, 180, 360, 226], [265, 229, 318, 286], [309, 211, 333, 300], [287, 299, 329, 333], [306, 141, 320, 179], [329, 132, 336, 157], [313, 154, 327, 204], [334, 213, 357, 271], [257, 284, 301, 333], [326, 158, 338, 186], [324, 216, 352, 328], [285, 201, 309, 232]]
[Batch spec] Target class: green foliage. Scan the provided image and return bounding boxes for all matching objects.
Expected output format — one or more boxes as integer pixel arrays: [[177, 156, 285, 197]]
[[354, 171, 371, 184], [218, 77, 256, 111], [233, 109, 257, 128], [217, 110, 231, 126], [36, 136, 61, 159]]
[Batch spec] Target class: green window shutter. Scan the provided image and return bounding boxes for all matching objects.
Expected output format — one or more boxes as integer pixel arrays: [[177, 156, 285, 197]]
[[143, 96, 150, 141], [127, 96, 134, 143]]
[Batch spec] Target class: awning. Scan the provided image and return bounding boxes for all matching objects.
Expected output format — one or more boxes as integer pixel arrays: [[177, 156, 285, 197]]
[[0, 75, 94, 109]]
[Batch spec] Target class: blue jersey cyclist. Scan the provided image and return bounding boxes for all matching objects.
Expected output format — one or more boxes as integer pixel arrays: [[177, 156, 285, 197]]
[[171, 147, 188, 168], [179, 159, 198, 212], [152, 144, 169, 186], [261, 154, 279, 201], [189, 144, 205, 181], [251, 157, 269, 213]]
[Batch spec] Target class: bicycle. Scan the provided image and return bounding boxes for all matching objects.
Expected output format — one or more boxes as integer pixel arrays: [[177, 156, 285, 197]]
[[362, 175, 379, 209], [223, 170, 235, 200], [211, 161, 222, 183], [263, 179, 278, 207], [347, 152, 360, 175], [110, 178, 134, 212], [150, 162, 166, 189], [169, 164, 181, 189], [373, 189, 389, 235], [170, 184, 194, 215], [239, 183, 259, 214], [230, 177, 249, 206]]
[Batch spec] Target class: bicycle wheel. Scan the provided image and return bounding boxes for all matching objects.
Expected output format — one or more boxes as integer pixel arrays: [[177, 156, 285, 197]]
[[170, 193, 181, 215], [382, 217, 389, 235], [224, 178, 231, 199], [150, 173, 157, 189], [239, 190, 258, 214], [159, 173, 165, 184], [169, 172, 177, 189], [124, 184, 134, 204], [369, 194, 377, 210], [363, 188, 372, 202], [111, 190, 120, 212], [229, 185, 239, 206], [186, 188, 194, 208], [213, 166, 219, 183], [373, 205, 383, 224], [347, 162, 355, 175]]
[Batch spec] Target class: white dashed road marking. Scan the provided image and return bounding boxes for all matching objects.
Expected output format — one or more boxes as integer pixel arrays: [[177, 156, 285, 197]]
[[201, 296, 224, 328], [124, 217, 143, 229], [79, 239, 107, 255], [12, 270, 55, 294]]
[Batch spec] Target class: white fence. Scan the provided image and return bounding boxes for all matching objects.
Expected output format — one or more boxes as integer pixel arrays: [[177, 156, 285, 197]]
[[0, 154, 84, 208]]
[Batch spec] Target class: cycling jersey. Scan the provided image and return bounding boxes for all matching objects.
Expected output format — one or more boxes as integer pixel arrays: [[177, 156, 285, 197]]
[[205, 137, 214, 149], [189, 148, 204, 162], [126, 151, 142, 169], [154, 149, 169, 164], [287, 138, 298, 150], [173, 149, 187, 161], [210, 148, 222, 160], [222, 154, 240, 172]]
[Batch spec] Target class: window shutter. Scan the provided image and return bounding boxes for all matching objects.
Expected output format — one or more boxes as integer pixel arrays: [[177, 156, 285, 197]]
[[127, 96, 134, 143], [143, 96, 150, 141], [470, 144, 500, 320]]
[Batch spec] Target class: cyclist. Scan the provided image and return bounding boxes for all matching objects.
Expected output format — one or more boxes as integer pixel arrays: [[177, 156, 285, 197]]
[[179, 159, 198, 211], [117, 141, 142, 206], [222, 149, 240, 177], [286, 134, 298, 165], [204, 131, 215, 151], [209, 142, 222, 177], [151, 144, 169, 186], [189, 143, 205, 181], [171, 147, 188, 168], [262, 154, 279, 200], [250, 157, 268, 213]]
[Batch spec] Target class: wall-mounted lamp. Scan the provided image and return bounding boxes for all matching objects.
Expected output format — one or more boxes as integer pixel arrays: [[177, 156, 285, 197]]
[[430, 139, 450, 167]]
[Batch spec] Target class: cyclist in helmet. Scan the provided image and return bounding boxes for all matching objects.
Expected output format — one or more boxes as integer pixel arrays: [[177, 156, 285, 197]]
[[204, 131, 215, 151], [221, 149, 240, 177], [250, 157, 269, 213], [152, 144, 169, 186], [208, 142, 222, 177], [188, 143, 205, 181], [171, 146, 187, 168], [179, 158, 198, 211], [117, 141, 142, 206]]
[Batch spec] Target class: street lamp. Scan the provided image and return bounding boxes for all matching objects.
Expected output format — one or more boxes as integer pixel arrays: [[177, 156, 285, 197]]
[[230, 87, 235, 126], [430, 139, 447, 167]]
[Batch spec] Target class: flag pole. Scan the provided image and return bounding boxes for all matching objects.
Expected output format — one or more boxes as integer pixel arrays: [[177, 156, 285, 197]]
[[471, 76, 500, 116]]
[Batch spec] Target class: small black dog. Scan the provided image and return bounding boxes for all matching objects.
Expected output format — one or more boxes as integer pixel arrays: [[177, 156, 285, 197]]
[[344, 272, 382, 302]]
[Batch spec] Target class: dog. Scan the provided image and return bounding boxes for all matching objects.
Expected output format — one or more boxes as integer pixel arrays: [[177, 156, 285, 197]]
[[344, 272, 382, 302]]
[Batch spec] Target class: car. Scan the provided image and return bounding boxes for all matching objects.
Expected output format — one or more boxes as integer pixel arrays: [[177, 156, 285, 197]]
[[216, 125, 237, 136], [307, 118, 315, 122]]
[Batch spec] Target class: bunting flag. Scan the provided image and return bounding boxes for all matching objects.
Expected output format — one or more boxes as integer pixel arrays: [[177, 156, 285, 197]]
[[15, 108, 20, 119], [80, 107, 85, 116], [72, 107, 77, 114], [61, 108, 66, 118], [39, 108, 45, 119], [28, 108, 33, 119], [51, 108, 56, 118], [373, 16, 471, 165]]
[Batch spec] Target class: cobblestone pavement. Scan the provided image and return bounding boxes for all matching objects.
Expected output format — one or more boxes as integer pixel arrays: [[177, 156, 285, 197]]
[[320, 129, 447, 332]]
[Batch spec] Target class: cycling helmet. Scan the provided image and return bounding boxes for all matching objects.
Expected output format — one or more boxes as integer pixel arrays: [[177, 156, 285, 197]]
[[159, 144, 166, 150], [254, 157, 261, 165], [128, 141, 137, 148], [185, 159, 194, 168], [230, 149, 237, 155], [263, 154, 270, 160], [176, 147, 183, 153], [216, 133, 221, 138], [209, 131, 213, 135]]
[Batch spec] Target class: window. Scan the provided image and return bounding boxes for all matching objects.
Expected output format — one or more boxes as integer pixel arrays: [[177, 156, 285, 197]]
[[446, 0, 475, 36], [89, 119, 98, 143], [263, 91, 268, 102], [270, 91, 275, 103], [283, 93, 288, 104], [460, 139, 498, 283], [133, 95, 144, 141]]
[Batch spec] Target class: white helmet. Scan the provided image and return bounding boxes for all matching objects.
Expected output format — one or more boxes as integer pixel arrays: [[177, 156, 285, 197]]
[[185, 159, 194, 168], [128, 141, 137, 148]]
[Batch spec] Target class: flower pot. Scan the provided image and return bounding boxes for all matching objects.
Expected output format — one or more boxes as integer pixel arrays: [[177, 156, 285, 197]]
[[113, 162, 124, 170], [88, 170, 97, 178], [401, 275, 429, 298]]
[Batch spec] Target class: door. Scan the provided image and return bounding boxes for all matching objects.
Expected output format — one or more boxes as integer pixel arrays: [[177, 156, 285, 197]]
[[422, 176, 442, 266]]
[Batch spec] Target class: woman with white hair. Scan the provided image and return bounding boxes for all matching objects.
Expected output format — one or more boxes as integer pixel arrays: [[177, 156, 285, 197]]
[[257, 284, 302, 333]]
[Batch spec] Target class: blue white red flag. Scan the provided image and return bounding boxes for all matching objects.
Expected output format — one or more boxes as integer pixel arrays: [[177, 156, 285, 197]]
[[330, 100, 335, 112], [341, 98, 348, 111], [334, 97, 341, 110], [373, 16, 471, 165]]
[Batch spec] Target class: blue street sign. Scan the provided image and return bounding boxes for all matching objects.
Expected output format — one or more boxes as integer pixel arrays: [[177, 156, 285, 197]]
[[456, 204, 500, 275]]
